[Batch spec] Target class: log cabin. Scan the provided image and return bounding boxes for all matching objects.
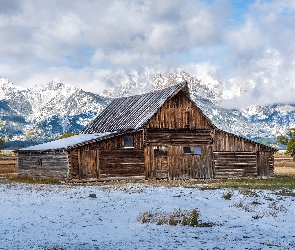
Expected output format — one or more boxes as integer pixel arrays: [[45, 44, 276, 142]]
[[17, 82, 277, 181]]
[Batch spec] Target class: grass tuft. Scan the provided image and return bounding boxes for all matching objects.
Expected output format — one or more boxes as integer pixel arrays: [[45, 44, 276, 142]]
[[138, 208, 201, 227], [3, 175, 60, 185]]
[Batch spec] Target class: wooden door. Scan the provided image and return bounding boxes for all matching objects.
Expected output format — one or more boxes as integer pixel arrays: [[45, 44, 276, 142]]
[[79, 150, 98, 179], [154, 146, 169, 179]]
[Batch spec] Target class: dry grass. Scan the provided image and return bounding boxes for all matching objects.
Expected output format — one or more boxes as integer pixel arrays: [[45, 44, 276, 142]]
[[0, 174, 60, 185], [274, 157, 295, 176]]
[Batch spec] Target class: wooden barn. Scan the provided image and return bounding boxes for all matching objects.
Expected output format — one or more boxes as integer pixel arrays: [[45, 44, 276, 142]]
[[17, 82, 277, 181]]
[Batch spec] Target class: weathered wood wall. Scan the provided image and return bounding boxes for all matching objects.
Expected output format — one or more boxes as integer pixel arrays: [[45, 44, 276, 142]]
[[145, 145, 213, 180], [99, 149, 144, 178], [145, 129, 212, 145], [69, 131, 145, 180], [146, 91, 213, 130], [144, 127, 214, 180], [213, 130, 271, 152], [213, 152, 257, 178], [257, 152, 274, 177], [0, 156, 17, 173], [18, 151, 69, 180], [212, 130, 275, 177]]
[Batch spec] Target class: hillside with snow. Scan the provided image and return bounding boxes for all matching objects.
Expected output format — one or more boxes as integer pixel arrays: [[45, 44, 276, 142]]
[[0, 70, 295, 148]]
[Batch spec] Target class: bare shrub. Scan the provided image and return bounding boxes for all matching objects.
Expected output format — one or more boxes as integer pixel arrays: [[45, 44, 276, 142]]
[[222, 190, 233, 200], [239, 189, 258, 197], [137, 208, 200, 227]]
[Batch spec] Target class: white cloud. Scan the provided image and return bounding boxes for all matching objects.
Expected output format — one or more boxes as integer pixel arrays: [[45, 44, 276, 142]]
[[0, 0, 295, 108], [183, 62, 219, 78], [91, 49, 106, 66]]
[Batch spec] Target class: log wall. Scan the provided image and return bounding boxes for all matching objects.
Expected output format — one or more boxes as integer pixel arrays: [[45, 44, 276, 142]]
[[213, 130, 275, 177], [18, 151, 69, 180], [213, 152, 257, 178], [0, 156, 17, 173]]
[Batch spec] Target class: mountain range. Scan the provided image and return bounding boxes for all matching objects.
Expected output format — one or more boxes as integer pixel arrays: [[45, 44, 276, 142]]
[[0, 70, 294, 149]]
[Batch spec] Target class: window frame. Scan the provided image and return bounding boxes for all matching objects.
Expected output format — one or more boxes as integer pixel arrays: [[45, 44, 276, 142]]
[[193, 147, 202, 155], [183, 146, 192, 154], [183, 146, 202, 155], [124, 135, 134, 148]]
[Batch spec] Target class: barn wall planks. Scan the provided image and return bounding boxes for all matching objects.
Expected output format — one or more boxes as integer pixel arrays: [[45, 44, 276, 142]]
[[213, 130, 270, 152], [68, 131, 145, 180], [99, 149, 144, 178], [0, 156, 17, 173], [145, 144, 213, 180], [145, 129, 213, 145], [146, 91, 213, 130], [213, 152, 257, 178], [18, 151, 69, 180], [257, 151, 274, 177], [213, 130, 275, 177]]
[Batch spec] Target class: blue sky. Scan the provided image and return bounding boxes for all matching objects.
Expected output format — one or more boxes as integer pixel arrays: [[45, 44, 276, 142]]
[[0, 0, 295, 108]]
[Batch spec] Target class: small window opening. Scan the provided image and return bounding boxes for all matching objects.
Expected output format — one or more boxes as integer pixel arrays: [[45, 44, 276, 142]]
[[193, 147, 201, 155], [183, 147, 191, 154], [124, 135, 134, 148]]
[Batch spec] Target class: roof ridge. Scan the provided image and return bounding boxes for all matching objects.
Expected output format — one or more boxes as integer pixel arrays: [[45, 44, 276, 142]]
[[81, 81, 187, 133]]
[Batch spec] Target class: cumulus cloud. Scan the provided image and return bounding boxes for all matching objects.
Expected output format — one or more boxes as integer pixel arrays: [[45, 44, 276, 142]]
[[0, 0, 295, 109], [221, 0, 295, 108]]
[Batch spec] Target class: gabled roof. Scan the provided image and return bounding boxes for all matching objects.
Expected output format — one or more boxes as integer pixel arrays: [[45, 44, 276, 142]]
[[82, 82, 188, 133]]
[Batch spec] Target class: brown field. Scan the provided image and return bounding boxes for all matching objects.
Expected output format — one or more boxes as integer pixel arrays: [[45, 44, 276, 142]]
[[274, 156, 295, 176]]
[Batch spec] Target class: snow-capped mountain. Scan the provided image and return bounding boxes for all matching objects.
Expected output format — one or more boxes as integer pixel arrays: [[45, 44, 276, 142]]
[[0, 78, 107, 147], [1, 79, 107, 122], [0, 71, 294, 149]]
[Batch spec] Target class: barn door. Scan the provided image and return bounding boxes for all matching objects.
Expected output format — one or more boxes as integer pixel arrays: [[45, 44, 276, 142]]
[[154, 146, 169, 179], [79, 150, 98, 179]]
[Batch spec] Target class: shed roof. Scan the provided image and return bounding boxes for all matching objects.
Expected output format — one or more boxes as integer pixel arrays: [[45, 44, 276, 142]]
[[82, 82, 188, 133], [18, 132, 116, 152]]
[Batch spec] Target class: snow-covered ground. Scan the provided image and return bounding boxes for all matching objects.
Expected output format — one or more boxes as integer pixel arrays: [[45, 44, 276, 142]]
[[0, 183, 294, 250]]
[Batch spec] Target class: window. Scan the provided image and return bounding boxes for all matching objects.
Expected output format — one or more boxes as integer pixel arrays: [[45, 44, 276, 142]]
[[124, 135, 134, 148], [183, 146, 202, 155], [193, 147, 201, 155], [183, 147, 191, 154]]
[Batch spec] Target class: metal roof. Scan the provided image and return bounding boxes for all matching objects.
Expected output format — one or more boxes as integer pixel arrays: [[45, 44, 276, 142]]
[[18, 132, 116, 151], [82, 82, 188, 133]]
